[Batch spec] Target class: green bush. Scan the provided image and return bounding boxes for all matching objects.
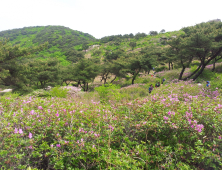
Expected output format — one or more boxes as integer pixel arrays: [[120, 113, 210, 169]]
[[48, 86, 68, 98], [94, 83, 121, 103], [30, 86, 68, 98], [0, 92, 20, 101], [155, 66, 167, 72]]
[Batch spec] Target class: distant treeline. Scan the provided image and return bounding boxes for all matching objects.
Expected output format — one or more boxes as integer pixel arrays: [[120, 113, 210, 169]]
[[100, 30, 163, 43]]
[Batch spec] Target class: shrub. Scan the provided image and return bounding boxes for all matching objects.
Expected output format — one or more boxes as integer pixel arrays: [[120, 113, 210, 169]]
[[1, 81, 222, 169], [30, 86, 68, 98], [94, 83, 121, 103], [48, 86, 68, 98]]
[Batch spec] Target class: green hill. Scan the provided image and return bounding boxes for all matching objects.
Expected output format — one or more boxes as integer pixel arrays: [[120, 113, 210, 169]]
[[87, 30, 185, 60], [0, 26, 96, 65]]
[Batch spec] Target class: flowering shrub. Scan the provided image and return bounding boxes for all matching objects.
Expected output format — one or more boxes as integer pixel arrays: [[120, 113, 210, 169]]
[[0, 81, 222, 169]]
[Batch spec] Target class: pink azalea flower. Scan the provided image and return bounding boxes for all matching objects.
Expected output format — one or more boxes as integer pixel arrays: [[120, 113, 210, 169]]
[[55, 113, 59, 117], [28, 145, 33, 149], [163, 116, 169, 120], [29, 132, 32, 139], [14, 128, 18, 134], [38, 106, 43, 110], [219, 136, 221, 139], [19, 129, 23, 134], [56, 144, 61, 147], [94, 133, 99, 137], [30, 110, 35, 115]]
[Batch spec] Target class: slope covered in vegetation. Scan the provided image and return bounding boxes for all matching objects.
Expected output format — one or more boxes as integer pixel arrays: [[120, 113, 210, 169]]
[[1, 79, 222, 169], [0, 26, 96, 65], [87, 30, 185, 60], [1, 21, 222, 169]]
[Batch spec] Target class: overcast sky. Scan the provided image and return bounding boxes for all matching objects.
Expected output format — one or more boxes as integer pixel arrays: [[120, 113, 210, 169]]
[[1, 0, 221, 39]]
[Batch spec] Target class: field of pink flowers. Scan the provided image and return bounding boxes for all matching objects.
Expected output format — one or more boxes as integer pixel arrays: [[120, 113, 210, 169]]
[[0, 81, 222, 169]]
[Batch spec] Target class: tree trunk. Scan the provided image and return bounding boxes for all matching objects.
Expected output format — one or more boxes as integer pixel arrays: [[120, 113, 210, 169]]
[[179, 66, 186, 80], [212, 58, 216, 72], [86, 83, 88, 91], [132, 76, 136, 84], [192, 65, 206, 81], [110, 76, 116, 83], [182, 63, 202, 81], [148, 70, 150, 75], [171, 62, 173, 70], [169, 62, 171, 70], [100, 75, 104, 82], [103, 72, 109, 84], [132, 69, 140, 84]]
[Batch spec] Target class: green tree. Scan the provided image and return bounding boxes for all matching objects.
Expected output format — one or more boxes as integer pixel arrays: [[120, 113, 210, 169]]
[[25, 58, 59, 88], [105, 49, 124, 61], [0, 39, 47, 86], [129, 33, 134, 38], [100, 62, 111, 84], [160, 29, 165, 33], [73, 59, 100, 91], [168, 22, 222, 80], [114, 38, 122, 46], [122, 51, 156, 84], [102, 49, 125, 83], [149, 31, 158, 36], [65, 49, 84, 63], [129, 42, 136, 51], [82, 43, 89, 53], [135, 32, 147, 40], [59, 64, 75, 85]]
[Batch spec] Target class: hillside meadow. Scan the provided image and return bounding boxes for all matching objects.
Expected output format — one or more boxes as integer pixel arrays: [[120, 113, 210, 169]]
[[1, 71, 222, 169], [0, 21, 222, 169]]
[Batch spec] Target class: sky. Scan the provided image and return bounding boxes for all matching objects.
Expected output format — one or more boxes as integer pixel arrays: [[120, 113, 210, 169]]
[[1, 0, 221, 39]]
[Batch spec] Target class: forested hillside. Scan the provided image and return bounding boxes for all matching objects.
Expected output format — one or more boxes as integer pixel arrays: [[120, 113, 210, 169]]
[[0, 26, 96, 65], [0, 21, 222, 93]]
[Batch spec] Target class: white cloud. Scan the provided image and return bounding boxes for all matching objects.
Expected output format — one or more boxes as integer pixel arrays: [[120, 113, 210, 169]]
[[1, 0, 221, 38]]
